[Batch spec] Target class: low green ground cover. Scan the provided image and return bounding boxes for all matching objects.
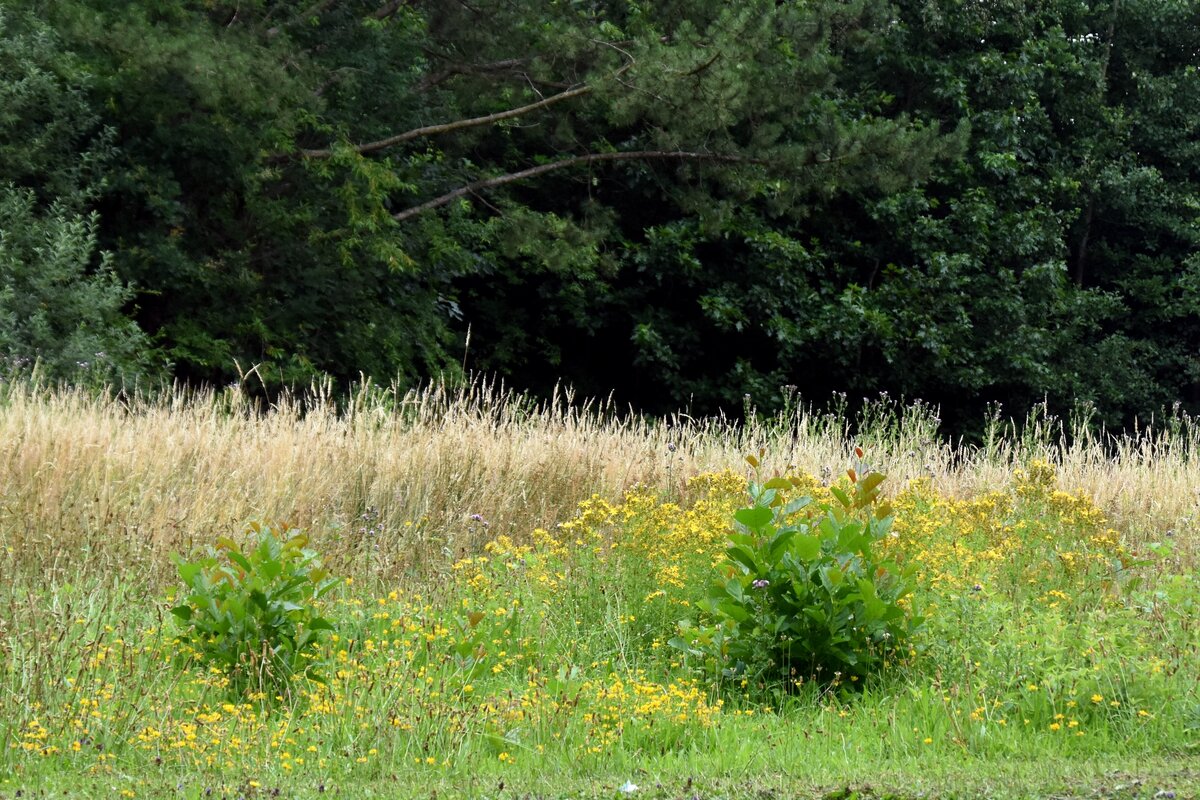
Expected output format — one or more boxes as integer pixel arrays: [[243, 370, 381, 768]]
[[1, 461, 1196, 799]]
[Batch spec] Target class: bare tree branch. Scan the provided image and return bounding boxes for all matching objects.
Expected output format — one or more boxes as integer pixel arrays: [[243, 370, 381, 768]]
[[295, 82, 594, 159], [393, 150, 763, 222], [279, 58, 631, 161], [683, 50, 722, 77]]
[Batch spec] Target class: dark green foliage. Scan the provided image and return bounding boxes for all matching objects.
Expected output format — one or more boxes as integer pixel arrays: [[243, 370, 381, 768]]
[[833, 0, 1200, 429], [170, 521, 340, 696], [542, 0, 1198, 431], [672, 462, 921, 692], [33, 1, 460, 389], [0, 10, 152, 385], [0, 187, 152, 384], [1, 0, 1196, 430], [0, 10, 104, 203]]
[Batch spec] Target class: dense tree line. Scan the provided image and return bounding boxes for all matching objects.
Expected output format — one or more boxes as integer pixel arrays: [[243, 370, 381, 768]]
[[1, 1, 1196, 433]]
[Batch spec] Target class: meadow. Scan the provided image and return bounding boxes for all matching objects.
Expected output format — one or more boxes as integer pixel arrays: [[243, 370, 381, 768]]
[[0, 380, 1197, 799]]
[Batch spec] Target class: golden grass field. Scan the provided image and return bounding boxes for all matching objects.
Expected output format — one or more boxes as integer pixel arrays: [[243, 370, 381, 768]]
[[1, 379, 1196, 584]]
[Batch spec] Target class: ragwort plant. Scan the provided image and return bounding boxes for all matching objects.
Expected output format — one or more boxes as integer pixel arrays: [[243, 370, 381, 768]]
[[169, 520, 340, 696], [672, 451, 923, 693]]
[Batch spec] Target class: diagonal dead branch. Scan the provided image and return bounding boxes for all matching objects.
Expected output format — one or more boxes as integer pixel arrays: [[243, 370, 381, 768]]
[[392, 150, 764, 222], [293, 83, 591, 160], [283, 62, 630, 161]]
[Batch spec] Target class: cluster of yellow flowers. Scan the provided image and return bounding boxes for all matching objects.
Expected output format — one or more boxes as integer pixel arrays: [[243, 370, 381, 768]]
[[573, 672, 723, 755], [451, 470, 745, 616], [888, 460, 1127, 597], [5, 458, 1173, 783]]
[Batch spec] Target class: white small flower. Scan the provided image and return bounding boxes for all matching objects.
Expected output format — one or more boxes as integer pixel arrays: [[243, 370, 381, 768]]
[[618, 781, 639, 794]]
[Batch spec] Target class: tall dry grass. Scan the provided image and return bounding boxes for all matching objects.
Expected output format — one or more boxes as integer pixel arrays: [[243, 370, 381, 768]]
[[1, 378, 1196, 584]]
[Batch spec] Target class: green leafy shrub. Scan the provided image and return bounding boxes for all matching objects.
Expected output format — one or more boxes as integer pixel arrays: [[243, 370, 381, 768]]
[[169, 521, 340, 696], [672, 460, 922, 693]]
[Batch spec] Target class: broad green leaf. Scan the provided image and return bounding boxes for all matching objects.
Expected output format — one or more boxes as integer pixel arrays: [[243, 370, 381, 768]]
[[837, 522, 864, 551], [783, 497, 812, 516], [759, 488, 778, 507], [820, 564, 844, 592], [726, 544, 760, 574], [728, 531, 756, 548], [716, 600, 751, 622], [260, 558, 283, 581], [177, 562, 202, 586], [792, 534, 821, 562], [860, 472, 886, 493], [724, 578, 746, 603], [734, 506, 773, 531], [854, 488, 880, 509], [829, 486, 852, 508], [227, 550, 253, 573], [221, 595, 245, 623], [256, 536, 276, 565], [768, 529, 796, 562], [275, 575, 309, 597]]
